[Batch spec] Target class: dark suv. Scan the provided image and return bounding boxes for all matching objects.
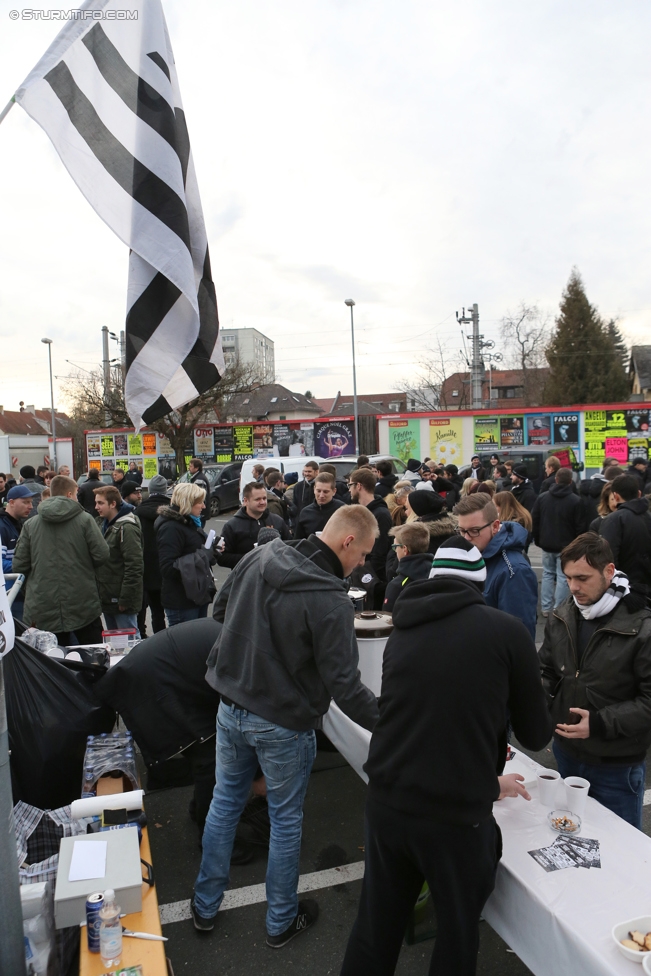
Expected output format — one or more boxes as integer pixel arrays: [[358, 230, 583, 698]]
[[173, 463, 243, 516]]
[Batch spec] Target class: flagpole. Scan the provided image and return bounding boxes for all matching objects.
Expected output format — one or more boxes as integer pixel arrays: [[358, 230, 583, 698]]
[[0, 97, 15, 125]]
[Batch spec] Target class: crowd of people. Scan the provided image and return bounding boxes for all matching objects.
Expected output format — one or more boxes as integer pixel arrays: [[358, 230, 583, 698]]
[[2, 448, 651, 974]]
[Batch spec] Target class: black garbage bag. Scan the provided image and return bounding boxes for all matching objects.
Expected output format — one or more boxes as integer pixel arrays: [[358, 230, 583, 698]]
[[4, 636, 116, 810]]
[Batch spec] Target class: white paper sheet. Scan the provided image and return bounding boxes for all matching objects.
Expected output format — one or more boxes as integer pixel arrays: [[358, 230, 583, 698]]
[[68, 840, 107, 882]]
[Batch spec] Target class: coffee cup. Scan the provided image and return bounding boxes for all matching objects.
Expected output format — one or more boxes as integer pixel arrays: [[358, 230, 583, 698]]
[[536, 769, 561, 806], [564, 776, 590, 817]]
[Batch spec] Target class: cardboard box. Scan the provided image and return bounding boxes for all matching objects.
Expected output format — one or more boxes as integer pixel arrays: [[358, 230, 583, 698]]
[[54, 829, 142, 929]]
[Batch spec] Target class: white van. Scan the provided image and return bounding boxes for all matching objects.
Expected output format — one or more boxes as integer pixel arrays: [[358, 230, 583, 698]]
[[238, 454, 407, 501]]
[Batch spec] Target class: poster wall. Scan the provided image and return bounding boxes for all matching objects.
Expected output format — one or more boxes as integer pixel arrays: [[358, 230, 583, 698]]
[[428, 418, 463, 465], [314, 422, 355, 458], [387, 420, 421, 465], [474, 417, 500, 451], [233, 426, 254, 460]]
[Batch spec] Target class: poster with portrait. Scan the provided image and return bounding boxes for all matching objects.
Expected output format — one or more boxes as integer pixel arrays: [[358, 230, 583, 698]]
[[625, 409, 650, 434], [101, 435, 114, 457], [526, 415, 552, 446], [553, 413, 580, 445], [292, 423, 315, 456], [102, 458, 115, 471], [272, 424, 292, 457], [474, 416, 500, 450], [428, 418, 463, 466], [194, 427, 215, 459], [128, 434, 143, 456], [388, 420, 421, 466], [142, 432, 157, 456], [315, 422, 355, 458], [500, 416, 524, 447], [233, 426, 254, 460], [87, 434, 101, 459], [114, 433, 128, 457], [253, 424, 274, 457], [214, 427, 234, 463]]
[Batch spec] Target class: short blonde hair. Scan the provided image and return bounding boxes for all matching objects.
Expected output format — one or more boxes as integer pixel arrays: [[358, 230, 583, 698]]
[[389, 521, 430, 553], [51, 475, 78, 496], [321, 504, 379, 541], [171, 481, 206, 516]]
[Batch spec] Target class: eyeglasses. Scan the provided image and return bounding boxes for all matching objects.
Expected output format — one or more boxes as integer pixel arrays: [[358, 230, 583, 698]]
[[391, 542, 407, 551], [458, 522, 493, 539]]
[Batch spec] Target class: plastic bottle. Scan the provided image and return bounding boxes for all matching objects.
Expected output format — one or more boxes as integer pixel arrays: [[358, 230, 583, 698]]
[[99, 888, 122, 968]]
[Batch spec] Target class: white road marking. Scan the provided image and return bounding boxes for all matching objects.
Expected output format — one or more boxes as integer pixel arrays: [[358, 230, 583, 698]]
[[644, 789, 651, 807], [159, 861, 365, 925]]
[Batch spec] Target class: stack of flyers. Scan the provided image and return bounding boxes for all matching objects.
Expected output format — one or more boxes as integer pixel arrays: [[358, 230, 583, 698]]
[[528, 836, 601, 873]]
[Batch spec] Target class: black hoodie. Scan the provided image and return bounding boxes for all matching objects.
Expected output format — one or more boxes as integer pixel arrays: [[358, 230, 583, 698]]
[[364, 576, 551, 824], [598, 497, 651, 590]]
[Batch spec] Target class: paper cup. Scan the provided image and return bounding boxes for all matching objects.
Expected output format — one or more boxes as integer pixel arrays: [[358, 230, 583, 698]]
[[536, 769, 561, 806], [564, 776, 590, 817]]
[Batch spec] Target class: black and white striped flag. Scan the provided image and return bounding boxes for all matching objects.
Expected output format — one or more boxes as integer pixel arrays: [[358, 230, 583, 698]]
[[15, 0, 223, 428]]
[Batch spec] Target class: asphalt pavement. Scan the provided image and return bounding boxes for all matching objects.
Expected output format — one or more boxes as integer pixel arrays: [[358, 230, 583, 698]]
[[140, 514, 651, 976]]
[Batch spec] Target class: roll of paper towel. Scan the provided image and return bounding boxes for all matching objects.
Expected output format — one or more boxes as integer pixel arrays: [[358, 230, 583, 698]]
[[70, 789, 144, 819]]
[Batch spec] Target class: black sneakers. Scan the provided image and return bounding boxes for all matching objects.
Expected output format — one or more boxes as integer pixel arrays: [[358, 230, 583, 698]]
[[266, 900, 319, 948], [190, 898, 217, 932]]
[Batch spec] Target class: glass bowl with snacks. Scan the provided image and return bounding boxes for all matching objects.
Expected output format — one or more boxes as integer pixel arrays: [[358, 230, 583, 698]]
[[611, 917, 651, 963], [547, 810, 581, 835]]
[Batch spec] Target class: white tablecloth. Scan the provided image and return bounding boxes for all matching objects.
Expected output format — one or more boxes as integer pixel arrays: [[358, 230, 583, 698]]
[[323, 702, 651, 976]]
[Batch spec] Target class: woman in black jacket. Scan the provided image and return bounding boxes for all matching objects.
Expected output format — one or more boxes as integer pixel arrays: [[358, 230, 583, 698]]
[[155, 482, 212, 626]]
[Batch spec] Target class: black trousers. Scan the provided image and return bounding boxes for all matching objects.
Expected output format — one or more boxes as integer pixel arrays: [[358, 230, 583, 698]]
[[340, 797, 502, 976], [137, 589, 166, 638], [54, 616, 104, 647]]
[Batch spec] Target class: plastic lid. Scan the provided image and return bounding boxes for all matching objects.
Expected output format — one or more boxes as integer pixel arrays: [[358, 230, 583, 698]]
[[354, 610, 394, 637], [103, 888, 115, 902]]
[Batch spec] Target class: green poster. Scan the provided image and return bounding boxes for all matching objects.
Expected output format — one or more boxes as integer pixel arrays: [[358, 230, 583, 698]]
[[233, 425, 254, 460], [128, 434, 143, 456], [474, 416, 500, 450], [101, 435, 114, 457], [387, 420, 420, 465]]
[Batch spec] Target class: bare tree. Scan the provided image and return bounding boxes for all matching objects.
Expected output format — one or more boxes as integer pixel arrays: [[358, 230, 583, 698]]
[[63, 356, 261, 475], [500, 303, 551, 406], [398, 337, 466, 411]]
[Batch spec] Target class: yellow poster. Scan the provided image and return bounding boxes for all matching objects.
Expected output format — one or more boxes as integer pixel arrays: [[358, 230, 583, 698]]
[[143, 458, 158, 479], [429, 417, 463, 465], [128, 434, 143, 456]]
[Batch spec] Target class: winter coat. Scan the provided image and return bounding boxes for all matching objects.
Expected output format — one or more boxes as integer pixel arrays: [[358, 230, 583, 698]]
[[207, 536, 379, 732], [579, 474, 608, 524], [265, 489, 289, 523], [430, 477, 460, 511], [539, 473, 578, 495], [386, 512, 458, 581], [291, 478, 316, 518], [470, 465, 486, 481], [511, 479, 537, 513], [375, 474, 398, 498], [190, 469, 211, 500], [383, 552, 434, 611], [13, 496, 110, 632], [531, 483, 587, 553], [539, 594, 651, 763], [365, 575, 551, 824], [295, 498, 345, 540], [0, 508, 22, 576], [21, 477, 46, 516], [135, 492, 168, 590], [94, 618, 222, 766], [77, 478, 102, 515], [95, 502, 143, 614], [366, 497, 393, 582], [155, 505, 209, 610], [215, 506, 290, 569], [127, 467, 143, 485], [598, 498, 651, 590], [482, 521, 538, 639]]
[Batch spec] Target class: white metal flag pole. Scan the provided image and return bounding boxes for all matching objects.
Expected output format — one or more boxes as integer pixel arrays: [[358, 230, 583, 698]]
[[0, 97, 15, 125]]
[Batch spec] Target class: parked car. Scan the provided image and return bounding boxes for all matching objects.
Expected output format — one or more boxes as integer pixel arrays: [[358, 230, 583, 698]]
[[77, 472, 115, 486], [171, 462, 243, 516], [238, 454, 407, 500]]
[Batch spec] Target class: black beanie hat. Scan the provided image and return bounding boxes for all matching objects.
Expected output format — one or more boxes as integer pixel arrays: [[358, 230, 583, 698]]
[[406, 459, 422, 472], [409, 491, 445, 517]]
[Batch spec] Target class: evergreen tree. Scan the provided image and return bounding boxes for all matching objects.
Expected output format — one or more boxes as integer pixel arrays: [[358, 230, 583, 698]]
[[543, 270, 630, 404], [605, 318, 629, 371]]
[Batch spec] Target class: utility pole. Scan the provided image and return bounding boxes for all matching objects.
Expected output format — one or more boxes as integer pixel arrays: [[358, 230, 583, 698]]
[[456, 303, 484, 409], [101, 326, 111, 425], [41, 339, 57, 471], [344, 300, 359, 454]]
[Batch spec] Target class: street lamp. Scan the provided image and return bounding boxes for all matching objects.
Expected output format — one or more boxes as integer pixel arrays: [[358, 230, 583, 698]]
[[344, 299, 359, 454], [41, 338, 57, 473]]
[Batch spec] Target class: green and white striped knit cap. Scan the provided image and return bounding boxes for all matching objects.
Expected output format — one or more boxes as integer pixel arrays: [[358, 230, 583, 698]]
[[428, 535, 487, 582]]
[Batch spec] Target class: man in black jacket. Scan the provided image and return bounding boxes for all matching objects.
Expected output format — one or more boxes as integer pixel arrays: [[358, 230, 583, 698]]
[[532, 467, 586, 614], [349, 467, 393, 585], [135, 474, 168, 636], [295, 473, 344, 539], [598, 474, 651, 591], [374, 460, 398, 498], [216, 482, 289, 569], [538, 455, 561, 494], [382, 522, 432, 611], [341, 536, 551, 976], [539, 533, 651, 828], [192, 506, 380, 944], [77, 468, 102, 514], [510, 464, 537, 512], [290, 461, 319, 519]]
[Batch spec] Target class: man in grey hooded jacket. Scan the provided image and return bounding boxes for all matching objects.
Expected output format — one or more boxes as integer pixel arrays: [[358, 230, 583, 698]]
[[192, 505, 380, 946]]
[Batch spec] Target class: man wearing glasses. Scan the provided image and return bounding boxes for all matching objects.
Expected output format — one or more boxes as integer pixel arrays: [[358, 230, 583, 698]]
[[454, 493, 538, 638]]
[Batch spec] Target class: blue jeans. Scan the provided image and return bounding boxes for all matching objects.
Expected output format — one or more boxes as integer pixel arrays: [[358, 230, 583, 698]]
[[165, 604, 209, 627], [103, 611, 140, 636], [553, 742, 646, 829], [541, 551, 569, 612], [194, 702, 316, 935]]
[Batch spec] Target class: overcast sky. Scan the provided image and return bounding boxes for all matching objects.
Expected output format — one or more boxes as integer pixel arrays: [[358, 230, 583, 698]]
[[1, 0, 650, 414]]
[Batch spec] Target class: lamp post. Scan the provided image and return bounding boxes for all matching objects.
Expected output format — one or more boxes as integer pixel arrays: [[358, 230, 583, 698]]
[[344, 299, 359, 454], [41, 338, 57, 472]]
